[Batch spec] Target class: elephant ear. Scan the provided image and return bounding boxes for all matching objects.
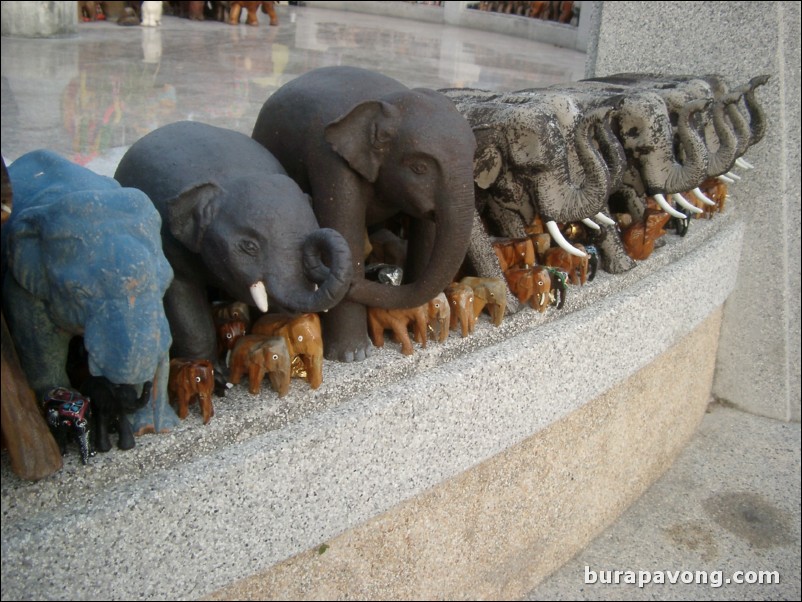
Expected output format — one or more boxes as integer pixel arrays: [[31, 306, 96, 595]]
[[325, 100, 402, 183], [166, 183, 222, 253], [4, 206, 50, 298], [472, 126, 505, 190]]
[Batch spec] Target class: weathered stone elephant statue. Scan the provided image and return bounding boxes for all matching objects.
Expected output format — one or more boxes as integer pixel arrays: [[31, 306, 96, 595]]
[[3, 150, 177, 436], [252, 66, 477, 363]]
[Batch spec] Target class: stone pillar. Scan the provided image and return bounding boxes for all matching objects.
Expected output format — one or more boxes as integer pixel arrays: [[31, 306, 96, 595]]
[[1, 1, 77, 37], [586, 1, 801, 422]]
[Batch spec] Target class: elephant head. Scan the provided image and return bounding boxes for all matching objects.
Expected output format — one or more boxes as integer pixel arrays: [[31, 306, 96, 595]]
[[3, 150, 174, 400], [460, 276, 507, 326], [424, 292, 450, 343]]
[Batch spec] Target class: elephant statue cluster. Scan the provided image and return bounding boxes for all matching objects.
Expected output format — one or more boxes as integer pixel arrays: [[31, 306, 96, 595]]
[[438, 70, 768, 313]]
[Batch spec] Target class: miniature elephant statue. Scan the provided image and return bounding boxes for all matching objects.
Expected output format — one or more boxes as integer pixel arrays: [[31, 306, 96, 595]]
[[168, 358, 215, 424], [424, 292, 450, 344], [445, 282, 476, 338], [251, 313, 324, 389], [460, 276, 507, 326], [43, 387, 95, 465], [216, 320, 248, 361], [492, 237, 536, 272], [367, 304, 429, 356], [621, 207, 672, 261], [229, 334, 291, 396], [212, 301, 252, 330], [543, 244, 591, 286], [80, 377, 152, 452], [544, 266, 568, 310], [252, 66, 477, 363], [3, 150, 177, 435], [114, 121, 353, 388], [504, 266, 551, 312]]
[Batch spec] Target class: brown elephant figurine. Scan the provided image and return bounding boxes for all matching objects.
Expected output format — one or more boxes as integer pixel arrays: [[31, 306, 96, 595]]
[[492, 237, 536, 272], [503, 266, 551, 312], [460, 276, 507, 326], [424, 292, 450, 344], [543, 243, 589, 285], [169, 358, 215, 424], [212, 301, 252, 329], [251, 313, 324, 389], [529, 266, 553, 313], [367, 304, 428, 356], [445, 282, 476, 338], [216, 320, 248, 361], [229, 335, 291, 396], [621, 208, 671, 261]]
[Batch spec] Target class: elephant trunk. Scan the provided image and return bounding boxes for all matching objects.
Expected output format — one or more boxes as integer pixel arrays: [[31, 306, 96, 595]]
[[270, 228, 354, 313], [743, 74, 769, 148], [662, 98, 711, 194], [707, 90, 751, 176], [536, 107, 613, 223], [348, 169, 475, 309]]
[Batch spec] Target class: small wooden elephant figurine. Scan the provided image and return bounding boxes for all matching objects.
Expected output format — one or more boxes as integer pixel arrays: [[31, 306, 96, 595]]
[[543, 243, 590, 285], [367, 304, 428, 356], [504, 266, 551, 312], [460, 276, 507, 326], [493, 237, 536, 272], [168, 359, 215, 424], [212, 301, 252, 329], [216, 320, 248, 361], [622, 209, 671, 261], [445, 282, 476, 338], [424, 292, 450, 344], [229, 335, 291, 396], [544, 267, 568, 310], [251, 313, 324, 389]]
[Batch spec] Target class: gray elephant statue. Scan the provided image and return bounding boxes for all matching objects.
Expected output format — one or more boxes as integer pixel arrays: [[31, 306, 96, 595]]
[[2, 150, 177, 436], [114, 121, 354, 381], [252, 66, 477, 362]]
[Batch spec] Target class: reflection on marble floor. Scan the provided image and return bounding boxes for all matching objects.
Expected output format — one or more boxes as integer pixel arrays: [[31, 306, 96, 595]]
[[1, 5, 586, 174]]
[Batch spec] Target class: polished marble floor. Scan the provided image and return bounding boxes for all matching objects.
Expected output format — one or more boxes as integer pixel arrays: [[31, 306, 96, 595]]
[[1, 5, 586, 175]]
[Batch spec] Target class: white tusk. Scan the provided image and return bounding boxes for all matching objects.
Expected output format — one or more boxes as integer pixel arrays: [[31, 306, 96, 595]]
[[718, 174, 735, 184], [735, 157, 754, 170], [538, 292, 546, 307], [594, 212, 617, 226], [581, 218, 601, 230], [692, 187, 716, 206], [225, 350, 232, 368], [653, 193, 687, 219], [672, 193, 704, 214], [546, 220, 587, 258], [724, 171, 741, 181], [250, 281, 269, 313]]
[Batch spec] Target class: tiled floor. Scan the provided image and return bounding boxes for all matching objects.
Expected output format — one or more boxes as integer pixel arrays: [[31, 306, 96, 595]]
[[1, 4, 586, 174]]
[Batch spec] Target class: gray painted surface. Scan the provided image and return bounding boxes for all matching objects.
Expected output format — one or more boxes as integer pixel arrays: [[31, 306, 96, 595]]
[[587, 1, 801, 422]]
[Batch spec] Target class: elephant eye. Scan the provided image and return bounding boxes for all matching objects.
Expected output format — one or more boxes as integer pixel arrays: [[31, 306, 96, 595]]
[[434, 302, 440, 308], [226, 333, 233, 339], [297, 335, 303, 342], [409, 162, 427, 175], [272, 354, 279, 361], [195, 376, 201, 383], [239, 240, 260, 256]]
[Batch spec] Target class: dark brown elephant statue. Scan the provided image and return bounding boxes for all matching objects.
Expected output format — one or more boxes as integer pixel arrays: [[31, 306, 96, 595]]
[[252, 66, 477, 363], [229, 335, 291, 396], [251, 313, 324, 389], [367, 304, 429, 356], [168, 359, 215, 424]]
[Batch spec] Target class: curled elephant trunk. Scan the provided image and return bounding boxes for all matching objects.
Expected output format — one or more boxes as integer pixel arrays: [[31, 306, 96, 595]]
[[743, 74, 769, 148], [661, 98, 711, 194], [271, 228, 354, 314]]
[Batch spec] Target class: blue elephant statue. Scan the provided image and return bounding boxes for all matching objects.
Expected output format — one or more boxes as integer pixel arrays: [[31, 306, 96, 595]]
[[2, 150, 178, 436]]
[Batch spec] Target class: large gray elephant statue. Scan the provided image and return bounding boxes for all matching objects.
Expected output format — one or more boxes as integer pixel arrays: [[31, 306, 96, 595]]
[[252, 66, 477, 362], [114, 121, 354, 377], [2, 150, 177, 435]]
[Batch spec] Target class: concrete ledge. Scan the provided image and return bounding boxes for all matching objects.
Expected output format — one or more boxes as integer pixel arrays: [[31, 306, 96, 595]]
[[208, 310, 722, 600], [0, 211, 744, 600]]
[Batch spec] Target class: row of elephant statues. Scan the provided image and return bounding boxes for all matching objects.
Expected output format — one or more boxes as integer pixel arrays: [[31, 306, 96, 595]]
[[1, 65, 765, 479]]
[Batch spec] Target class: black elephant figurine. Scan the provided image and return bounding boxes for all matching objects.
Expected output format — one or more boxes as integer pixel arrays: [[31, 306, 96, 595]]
[[114, 121, 354, 387], [252, 66, 477, 362], [43, 388, 95, 465], [80, 377, 152, 453]]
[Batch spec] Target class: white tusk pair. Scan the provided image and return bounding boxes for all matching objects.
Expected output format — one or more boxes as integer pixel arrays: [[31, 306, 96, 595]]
[[581, 218, 601, 230], [250, 281, 269, 313], [735, 157, 754, 170], [546, 220, 587, 258], [671, 193, 704, 214], [718, 174, 736, 184], [580, 212, 617, 231], [692, 187, 716, 206], [724, 171, 742, 181], [653, 193, 687, 219]]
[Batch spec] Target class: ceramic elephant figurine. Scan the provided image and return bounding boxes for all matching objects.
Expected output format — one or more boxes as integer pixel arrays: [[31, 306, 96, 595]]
[[3, 150, 177, 436], [168, 358, 215, 424], [445, 282, 476, 338], [229, 335, 291, 396], [460, 276, 507, 326], [251, 313, 324, 389], [367, 304, 428, 356], [114, 121, 353, 389], [252, 66, 477, 363]]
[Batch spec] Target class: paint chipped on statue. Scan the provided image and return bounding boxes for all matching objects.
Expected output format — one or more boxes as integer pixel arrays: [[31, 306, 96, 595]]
[[3, 150, 177, 437]]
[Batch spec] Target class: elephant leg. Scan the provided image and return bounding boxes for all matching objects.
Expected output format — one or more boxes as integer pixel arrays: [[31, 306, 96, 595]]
[[391, 323, 414, 356], [131, 354, 179, 435], [248, 364, 263, 395], [93, 408, 113, 453], [229, 2, 241, 23], [116, 414, 136, 450], [305, 355, 322, 390], [594, 222, 637, 274]]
